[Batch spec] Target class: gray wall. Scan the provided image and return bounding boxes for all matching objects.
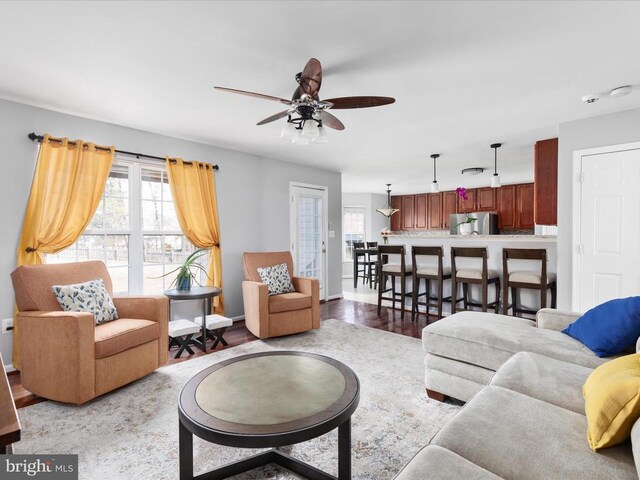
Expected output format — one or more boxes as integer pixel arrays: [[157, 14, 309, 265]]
[[557, 107, 640, 310], [0, 99, 342, 367]]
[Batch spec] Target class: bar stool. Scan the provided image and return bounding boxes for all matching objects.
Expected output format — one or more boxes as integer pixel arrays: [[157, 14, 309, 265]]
[[377, 244, 413, 320], [451, 247, 501, 313], [502, 248, 557, 317], [411, 246, 452, 322], [352, 241, 368, 287], [366, 241, 378, 288]]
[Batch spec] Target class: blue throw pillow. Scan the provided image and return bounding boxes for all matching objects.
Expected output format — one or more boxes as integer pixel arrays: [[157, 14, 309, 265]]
[[562, 297, 640, 357]]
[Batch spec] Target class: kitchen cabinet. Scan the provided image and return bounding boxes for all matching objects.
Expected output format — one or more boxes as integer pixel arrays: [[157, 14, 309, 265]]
[[415, 194, 428, 229], [497, 185, 517, 229], [457, 188, 477, 213], [442, 191, 458, 230], [476, 187, 497, 211], [428, 193, 443, 229], [497, 183, 535, 229], [534, 138, 558, 225], [390, 196, 402, 231], [401, 195, 415, 230], [516, 183, 535, 229]]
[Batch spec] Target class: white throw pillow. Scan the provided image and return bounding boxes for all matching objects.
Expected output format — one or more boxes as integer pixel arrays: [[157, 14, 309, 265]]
[[52, 278, 118, 325], [257, 263, 295, 296]]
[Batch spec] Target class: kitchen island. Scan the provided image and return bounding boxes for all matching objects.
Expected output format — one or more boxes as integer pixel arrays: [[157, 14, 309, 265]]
[[382, 232, 557, 316]]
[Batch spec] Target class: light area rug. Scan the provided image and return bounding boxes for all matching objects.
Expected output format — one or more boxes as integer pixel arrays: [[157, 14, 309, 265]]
[[15, 319, 461, 479]]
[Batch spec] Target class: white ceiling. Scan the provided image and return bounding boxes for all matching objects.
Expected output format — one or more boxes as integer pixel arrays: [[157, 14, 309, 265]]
[[1, 1, 640, 194]]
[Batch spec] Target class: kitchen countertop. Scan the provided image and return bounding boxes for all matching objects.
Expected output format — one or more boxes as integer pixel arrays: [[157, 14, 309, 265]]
[[384, 232, 557, 242]]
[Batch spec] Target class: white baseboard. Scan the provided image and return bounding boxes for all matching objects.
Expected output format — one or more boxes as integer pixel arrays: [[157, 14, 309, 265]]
[[3, 363, 15, 373], [327, 294, 344, 301], [231, 315, 245, 322]]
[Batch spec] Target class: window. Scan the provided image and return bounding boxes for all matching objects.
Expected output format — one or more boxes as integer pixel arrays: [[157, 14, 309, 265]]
[[343, 206, 366, 260], [47, 159, 198, 295]]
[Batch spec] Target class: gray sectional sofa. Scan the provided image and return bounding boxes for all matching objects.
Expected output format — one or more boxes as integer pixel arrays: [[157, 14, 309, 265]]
[[394, 309, 639, 479]]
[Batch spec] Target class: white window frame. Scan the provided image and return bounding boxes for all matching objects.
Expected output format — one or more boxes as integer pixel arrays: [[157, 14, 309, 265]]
[[48, 155, 198, 295], [343, 205, 367, 261]]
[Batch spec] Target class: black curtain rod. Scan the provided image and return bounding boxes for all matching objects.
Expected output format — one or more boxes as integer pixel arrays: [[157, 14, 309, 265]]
[[27, 133, 219, 171]]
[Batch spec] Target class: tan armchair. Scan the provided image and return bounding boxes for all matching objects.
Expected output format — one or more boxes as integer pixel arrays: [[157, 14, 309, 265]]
[[11, 261, 168, 404], [242, 252, 320, 339]]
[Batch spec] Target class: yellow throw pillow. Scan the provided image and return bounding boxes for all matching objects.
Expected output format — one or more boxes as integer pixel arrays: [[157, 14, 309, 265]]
[[583, 353, 640, 451]]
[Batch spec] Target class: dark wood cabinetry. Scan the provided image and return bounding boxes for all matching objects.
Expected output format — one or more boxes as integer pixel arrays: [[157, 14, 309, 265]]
[[476, 187, 497, 211], [428, 193, 443, 229], [442, 191, 457, 230], [401, 195, 415, 230], [497, 185, 516, 229], [534, 138, 558, 225], [390, 181, 539, 231], [516, 183, 535, 229], [390, 196, 402, 231], [497, 183, 534, 230], [414, 194, 428, 229], [457, 188, 477, 213]]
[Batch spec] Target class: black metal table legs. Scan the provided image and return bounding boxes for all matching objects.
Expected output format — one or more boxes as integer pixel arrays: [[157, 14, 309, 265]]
[[179, 418, 352, 480]]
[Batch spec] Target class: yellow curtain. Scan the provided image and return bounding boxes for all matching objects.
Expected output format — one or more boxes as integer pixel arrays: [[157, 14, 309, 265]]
[[166, 157, 224, 313], [14, 134, 114, 367]]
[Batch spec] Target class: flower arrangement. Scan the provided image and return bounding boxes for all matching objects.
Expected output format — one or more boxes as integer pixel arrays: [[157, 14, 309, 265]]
[[380, 228, 391, 244], [453, 187, 477, 234]]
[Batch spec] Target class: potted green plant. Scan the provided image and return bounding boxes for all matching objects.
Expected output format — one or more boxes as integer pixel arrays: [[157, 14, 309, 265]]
[[156, 248, 211, 291]]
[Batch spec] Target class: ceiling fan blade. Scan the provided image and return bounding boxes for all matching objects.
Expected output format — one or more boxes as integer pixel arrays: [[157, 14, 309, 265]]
[[323, 96, 396, 109], [256, 110, 290, 126], [214, 86, 293, 106], [298, 58, 322, 98], [320, 110, 345, 131]]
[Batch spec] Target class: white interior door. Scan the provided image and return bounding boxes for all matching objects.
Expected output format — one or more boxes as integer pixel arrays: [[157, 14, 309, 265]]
[[290, 183, 328, 301], [577, 145, 640, 311]]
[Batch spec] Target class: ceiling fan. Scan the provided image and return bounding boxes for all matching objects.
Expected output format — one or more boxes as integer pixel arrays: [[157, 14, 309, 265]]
[[214, 58, 395, 144]]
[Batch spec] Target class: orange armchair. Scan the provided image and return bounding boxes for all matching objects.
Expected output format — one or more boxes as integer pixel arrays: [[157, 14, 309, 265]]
[[242, 251, 320, 339], [11, 261, 168, 404]]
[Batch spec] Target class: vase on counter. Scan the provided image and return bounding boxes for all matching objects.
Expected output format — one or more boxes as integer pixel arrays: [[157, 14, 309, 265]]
[[459, 223, 473, 235]]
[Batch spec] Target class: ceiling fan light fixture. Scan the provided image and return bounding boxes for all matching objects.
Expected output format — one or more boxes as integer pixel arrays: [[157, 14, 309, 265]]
[[376, 184, 400, 218], [280, 121, 297, 139], [311, 126, 328, 144], [291, 130, 309, 145], [301, 119, 320, 138]]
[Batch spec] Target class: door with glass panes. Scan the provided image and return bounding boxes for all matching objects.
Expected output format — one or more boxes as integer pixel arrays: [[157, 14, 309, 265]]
[[290, 184, 328, 300]]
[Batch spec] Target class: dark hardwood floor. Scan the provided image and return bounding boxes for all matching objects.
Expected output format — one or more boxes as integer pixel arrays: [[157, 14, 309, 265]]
[[8, 298, 429, 409]]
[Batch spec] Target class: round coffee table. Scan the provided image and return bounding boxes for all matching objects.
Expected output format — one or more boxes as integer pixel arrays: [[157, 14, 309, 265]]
[[178, 351, 360, 480]]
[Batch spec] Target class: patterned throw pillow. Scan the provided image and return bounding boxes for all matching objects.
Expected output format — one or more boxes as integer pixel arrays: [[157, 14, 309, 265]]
[[51, 278, 119, 325], [257, 263, 295, 296]]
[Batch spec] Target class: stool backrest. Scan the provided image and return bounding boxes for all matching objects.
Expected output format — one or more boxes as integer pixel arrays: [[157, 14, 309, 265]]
[[353, 241, 365, 248], [503, 248, 547, 284], [412, 246, 445, 277], [451, 247, 488, 279], [366, 241, 378, 248]]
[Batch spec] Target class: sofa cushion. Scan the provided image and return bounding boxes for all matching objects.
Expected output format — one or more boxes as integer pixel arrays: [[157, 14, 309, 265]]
[[490, 352, 592, 415], [52, 278, 118, 325], [431, 386, 636, 480], [394, 445, 502, 480], [257, 263, 295, 296], [268, 292, 312, 314], [583, 353, 640, 451], [95, 318, 160, 359], [562, 296, 640, 358], [422, 311, 608, 371]]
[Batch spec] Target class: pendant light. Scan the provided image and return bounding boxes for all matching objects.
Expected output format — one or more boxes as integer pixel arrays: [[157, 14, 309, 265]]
[[430, 154, 440, 193], [376, 184, 400, 217], [490, 143, 502, 188]]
